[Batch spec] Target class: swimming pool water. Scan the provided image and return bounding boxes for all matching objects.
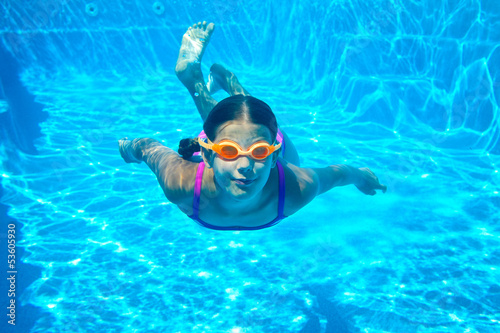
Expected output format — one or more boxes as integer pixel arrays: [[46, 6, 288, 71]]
[[1, 0, 499, 332]]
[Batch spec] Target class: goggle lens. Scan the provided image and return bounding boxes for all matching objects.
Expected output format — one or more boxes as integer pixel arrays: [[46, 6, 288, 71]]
[[218, 144, 271, 160], [251, 146, 269, 159], [199, 137, 280, 161], [220, 145, 239, 159]]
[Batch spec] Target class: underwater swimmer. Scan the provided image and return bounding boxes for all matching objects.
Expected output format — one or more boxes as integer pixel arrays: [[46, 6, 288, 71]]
[[119, 21, 387, 231]]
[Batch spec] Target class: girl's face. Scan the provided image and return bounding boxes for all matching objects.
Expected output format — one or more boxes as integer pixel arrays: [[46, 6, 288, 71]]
[[202, 120, 279, 201]]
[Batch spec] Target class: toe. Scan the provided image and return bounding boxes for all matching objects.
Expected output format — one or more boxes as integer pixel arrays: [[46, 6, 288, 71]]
[[207, 22, 215, 33], [202, 21, 207, 29]]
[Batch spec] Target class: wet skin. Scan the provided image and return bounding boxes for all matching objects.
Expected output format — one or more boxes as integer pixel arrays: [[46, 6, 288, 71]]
[[201, 120, 280, 210]]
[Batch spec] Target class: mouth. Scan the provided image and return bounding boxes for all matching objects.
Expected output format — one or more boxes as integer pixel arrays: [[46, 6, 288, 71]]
[[232, 178, 255, 186]]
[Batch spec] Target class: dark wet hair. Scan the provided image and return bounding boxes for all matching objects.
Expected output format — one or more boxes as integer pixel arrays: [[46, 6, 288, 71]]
[[178, 95, 278, 159]]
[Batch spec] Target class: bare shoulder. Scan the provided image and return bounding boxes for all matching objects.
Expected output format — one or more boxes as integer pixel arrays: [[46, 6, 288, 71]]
[[280, 159, 320, 216]]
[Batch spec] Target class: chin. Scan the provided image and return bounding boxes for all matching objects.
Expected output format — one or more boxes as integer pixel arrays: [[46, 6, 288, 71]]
[[228, 182, 262, 200], [229, 187, 255, 200]]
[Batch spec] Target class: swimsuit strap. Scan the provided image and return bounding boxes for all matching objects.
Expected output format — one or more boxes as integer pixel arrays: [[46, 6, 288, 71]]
[[189, 160, 286, 229], [276, 160, 286, 219], [276, 129, 286, 158], [191, 161, 205, 219], [198, 131, 208, 140]]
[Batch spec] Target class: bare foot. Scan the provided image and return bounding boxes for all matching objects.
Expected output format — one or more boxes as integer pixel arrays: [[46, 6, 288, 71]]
[[175, 21, 215, 87], [206, 71, 222, 94]]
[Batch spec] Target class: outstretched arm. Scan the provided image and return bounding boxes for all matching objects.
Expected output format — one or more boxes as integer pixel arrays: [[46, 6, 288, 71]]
[[119, 137, 176, 166], [118, 138, 188, 201], [312, 164, 387, 196]]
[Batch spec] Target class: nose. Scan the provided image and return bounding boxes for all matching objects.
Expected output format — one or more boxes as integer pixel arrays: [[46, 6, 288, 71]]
[[236, 155, 254, 174]]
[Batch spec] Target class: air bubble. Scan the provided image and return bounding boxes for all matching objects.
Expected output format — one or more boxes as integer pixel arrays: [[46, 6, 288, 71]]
[[153, 1, 165, 15], [85, 3, 98, 17], [194, 92, 199, 97]]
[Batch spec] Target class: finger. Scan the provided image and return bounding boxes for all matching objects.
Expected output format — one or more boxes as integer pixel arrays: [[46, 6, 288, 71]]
[[379, 184, 387, 193]]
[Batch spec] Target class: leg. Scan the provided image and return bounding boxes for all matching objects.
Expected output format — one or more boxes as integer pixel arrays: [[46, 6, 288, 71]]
[[175, 22, 217, 122], [208, 63, 251, 96], [176, 24, 302, 165], [209, 63, 301, 165]]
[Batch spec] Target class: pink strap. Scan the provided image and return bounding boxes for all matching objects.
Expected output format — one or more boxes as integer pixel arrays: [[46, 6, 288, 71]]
[[191, 161, 205, 219]]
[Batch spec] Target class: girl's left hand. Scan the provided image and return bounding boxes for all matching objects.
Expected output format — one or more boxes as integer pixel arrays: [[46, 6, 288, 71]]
[[355, 168, 387, 195]]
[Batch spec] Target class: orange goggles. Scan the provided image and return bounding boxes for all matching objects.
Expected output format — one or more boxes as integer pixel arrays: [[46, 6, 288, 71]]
[[199, 137, 281, 160]]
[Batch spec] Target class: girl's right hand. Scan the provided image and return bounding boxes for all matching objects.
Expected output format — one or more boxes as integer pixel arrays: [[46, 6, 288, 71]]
[[118, 138, 141, 164]]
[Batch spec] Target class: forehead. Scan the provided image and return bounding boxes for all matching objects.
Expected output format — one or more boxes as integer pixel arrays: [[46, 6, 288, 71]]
[[215, 121, 273, 145]]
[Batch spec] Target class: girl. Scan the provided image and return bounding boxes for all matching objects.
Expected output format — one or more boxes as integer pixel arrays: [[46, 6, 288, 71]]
[[119, 22, 386, 231]]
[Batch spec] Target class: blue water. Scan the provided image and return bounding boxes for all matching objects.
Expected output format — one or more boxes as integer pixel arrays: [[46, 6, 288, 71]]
[[1, 0, 499, 332]]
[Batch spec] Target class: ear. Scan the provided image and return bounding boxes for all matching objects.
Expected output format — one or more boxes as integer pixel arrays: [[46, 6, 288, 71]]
[[201, 147, 214, 169], [270, 148, 281, 168]]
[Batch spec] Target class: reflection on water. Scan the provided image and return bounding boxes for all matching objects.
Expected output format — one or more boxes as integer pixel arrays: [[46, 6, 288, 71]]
[[0, 0, 499, 332]]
